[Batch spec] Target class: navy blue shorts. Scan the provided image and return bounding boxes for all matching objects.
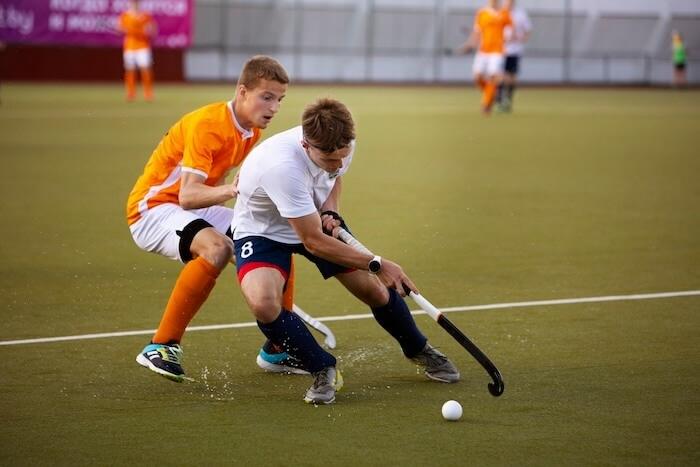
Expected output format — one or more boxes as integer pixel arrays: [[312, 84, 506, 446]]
[[234, 235, 353, 283], [504, 55, 520, 74]]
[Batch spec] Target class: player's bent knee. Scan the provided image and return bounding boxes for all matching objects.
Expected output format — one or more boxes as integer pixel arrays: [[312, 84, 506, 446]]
[[240, 268, 286, 322], [346, 275, 389, 307], [245, 294, 282, 323], [188, 228, 233, 269], [200, 236, 233, 269], [366, 284, 390, 307]]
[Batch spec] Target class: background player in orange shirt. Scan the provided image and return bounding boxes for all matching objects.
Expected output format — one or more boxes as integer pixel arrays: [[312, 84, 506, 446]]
[[458, 0, 512, 114], [118, 0, 157, 101], [127, 55, 289, 382]]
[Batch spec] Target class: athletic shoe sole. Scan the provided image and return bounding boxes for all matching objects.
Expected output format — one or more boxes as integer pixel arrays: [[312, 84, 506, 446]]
[[136, 353, 185, 383], [424, 370, 460, 384], [256, 355, 310, 375]]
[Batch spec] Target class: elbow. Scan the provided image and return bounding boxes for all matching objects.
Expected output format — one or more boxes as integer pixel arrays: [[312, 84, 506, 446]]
[[178, 192, 197, 210], [301, 234, 324, 257]]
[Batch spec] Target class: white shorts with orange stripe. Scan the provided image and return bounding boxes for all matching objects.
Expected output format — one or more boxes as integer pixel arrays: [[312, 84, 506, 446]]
[[129, 203, 234, 262]]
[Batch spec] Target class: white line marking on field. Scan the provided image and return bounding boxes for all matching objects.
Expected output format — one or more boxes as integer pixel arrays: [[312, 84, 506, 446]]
[[0, 290, 698, 347]]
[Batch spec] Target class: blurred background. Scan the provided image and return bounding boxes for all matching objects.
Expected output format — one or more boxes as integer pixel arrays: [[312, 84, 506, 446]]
[[1, 0, 698, 85]]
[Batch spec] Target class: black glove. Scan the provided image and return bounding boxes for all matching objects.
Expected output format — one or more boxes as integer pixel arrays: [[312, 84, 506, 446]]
[[320, 210, 351, 236]]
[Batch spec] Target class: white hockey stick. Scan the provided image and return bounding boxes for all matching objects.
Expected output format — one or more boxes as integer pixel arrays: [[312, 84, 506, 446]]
[[293, 304, 337, 349]]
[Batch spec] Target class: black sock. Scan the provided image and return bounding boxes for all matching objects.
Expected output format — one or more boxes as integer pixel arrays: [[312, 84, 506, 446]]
[[506, 83, 515, 101], [371, 288, 427, 358], [496, 83, 504, 104], [257, 310, 336, 373], [261, 338, 283, 354]]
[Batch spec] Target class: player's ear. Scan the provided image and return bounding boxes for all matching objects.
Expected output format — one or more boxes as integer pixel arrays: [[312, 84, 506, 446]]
[[236, 84, 247, 100]]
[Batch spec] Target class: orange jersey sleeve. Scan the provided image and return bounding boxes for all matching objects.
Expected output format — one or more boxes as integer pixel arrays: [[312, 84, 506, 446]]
[[475, 7, 512, 54], [126, 102, 261, 226], [120, 11, 155, 50]]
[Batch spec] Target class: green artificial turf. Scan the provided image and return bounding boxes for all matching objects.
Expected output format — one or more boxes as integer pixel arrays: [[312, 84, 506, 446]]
[[0, 83, 698, 466]]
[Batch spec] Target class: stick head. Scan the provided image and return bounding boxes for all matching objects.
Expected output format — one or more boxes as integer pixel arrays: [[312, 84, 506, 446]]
[[488, 370, 505, 396], [324, 334, 337, 349]]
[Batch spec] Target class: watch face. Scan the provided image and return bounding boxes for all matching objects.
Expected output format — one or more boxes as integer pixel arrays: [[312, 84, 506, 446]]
[[369, 259, 381, 273]]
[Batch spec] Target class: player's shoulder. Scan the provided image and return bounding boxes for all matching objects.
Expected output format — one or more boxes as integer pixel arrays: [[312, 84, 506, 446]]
[[511, 8, 526, 18], [198, 101, 229, 115], [252, 127, 304, 165], [499, 6, 512, 18], [258, 125, 302, 147], [173, 102, 231, 144], [185, 102, 229, 126]]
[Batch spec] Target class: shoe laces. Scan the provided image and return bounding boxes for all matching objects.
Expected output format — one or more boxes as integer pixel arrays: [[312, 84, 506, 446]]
[[312, 368, 333, 389], [416, 346, 449, 368], [157, 344, 183, 364]]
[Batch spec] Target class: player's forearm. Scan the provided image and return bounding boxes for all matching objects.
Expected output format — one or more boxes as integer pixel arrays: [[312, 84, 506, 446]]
[[179, 183, 235, 209], [462, 31, 479, 51], [303, 232, 372, 271]]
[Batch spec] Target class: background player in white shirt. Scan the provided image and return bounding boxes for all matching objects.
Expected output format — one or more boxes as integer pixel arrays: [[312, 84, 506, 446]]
[[498, 0, 532, 112], [232, 98, 460, 404]]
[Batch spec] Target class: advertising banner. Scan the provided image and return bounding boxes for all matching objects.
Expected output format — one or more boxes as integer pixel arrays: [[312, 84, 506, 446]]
[[0, 0, 193, 48]]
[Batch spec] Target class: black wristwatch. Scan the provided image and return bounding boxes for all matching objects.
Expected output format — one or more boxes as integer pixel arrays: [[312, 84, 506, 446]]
[[368, 255, 382, 274]]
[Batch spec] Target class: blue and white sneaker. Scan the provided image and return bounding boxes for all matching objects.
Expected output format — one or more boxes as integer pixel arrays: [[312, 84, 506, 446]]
[[136, 342, 185, 382], [256, 340, 309, 375]]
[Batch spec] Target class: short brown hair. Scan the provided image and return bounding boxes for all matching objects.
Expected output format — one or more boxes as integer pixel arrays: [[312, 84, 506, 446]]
[[302, 98, 356, 153], [238, 55, 289, 89]]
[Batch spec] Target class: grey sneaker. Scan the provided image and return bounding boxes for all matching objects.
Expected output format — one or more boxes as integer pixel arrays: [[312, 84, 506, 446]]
[[410, 343, 460, 383], [303, 366, 344, 404]]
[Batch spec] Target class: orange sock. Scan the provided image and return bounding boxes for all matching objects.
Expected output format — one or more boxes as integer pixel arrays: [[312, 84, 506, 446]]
[[281, 259, 296, 310], [124, 70, 136, 100], [482, 82, 496, 110], [141, 68, 154, 100], [476, 76, 487, 91], [152, 257, 220, 344]]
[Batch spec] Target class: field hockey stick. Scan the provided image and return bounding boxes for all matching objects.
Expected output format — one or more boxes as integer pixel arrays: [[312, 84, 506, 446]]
[[293, 304, 337, 349], [336, 228, 504, 397]]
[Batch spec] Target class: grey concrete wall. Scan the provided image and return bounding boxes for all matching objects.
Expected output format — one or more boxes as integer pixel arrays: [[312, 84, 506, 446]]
[[185, 0, 700, 84]]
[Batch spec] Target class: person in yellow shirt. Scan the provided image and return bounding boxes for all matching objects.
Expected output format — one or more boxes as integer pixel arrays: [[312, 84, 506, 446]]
[[127, 55, 290, 382], [457, 0, 512, 114], [118, 0, 157, 101]]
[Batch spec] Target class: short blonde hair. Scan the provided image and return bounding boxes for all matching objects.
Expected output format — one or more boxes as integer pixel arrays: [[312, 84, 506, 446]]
[[302, 98, 355, 153], [238, 55, 289, 89]]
